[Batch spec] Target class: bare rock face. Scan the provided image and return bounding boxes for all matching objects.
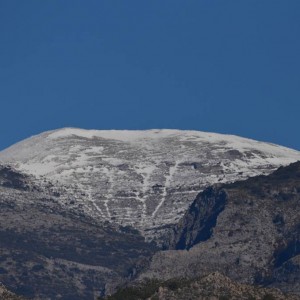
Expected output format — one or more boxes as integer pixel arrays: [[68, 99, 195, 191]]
[[0, 128, 299, 241], [167, 186, 227, 250], [139, 162, 300, 296]]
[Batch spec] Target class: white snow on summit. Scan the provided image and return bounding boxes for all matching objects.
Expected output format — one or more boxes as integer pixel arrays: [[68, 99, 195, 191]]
[[1, 128, 299, 239]]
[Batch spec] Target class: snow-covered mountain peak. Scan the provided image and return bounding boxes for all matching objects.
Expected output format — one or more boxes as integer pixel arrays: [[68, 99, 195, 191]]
[[42, 127, 291, 149], [47, 127, 256, 144], [1, 128, 299, 239], [48, 127, 190, 141]]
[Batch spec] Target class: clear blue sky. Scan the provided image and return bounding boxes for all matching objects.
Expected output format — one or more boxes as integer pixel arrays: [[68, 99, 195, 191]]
[[1, 1, 299, 150]]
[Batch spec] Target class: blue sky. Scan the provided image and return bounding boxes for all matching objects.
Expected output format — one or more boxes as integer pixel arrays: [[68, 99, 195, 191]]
[[0, 1, 299, 150]]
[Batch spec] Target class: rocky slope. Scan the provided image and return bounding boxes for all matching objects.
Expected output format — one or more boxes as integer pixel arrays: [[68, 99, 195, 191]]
[[0, 164, 156, 299], [138, 161, 300, 296], [1, 128, 300, 241], [102, 272, 300, 300]]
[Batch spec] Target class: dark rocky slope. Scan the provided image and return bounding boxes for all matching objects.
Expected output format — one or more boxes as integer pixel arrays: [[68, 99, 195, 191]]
[[139, 161, 300, 296], [0, 165, 157, 299]]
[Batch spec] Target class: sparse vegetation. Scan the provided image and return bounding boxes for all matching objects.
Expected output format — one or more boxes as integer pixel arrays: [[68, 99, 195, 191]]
[[98, 272, 298, 300]]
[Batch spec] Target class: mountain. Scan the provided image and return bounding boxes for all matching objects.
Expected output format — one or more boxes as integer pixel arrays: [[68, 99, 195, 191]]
[[1, 128, 299, 241], [1, 129, 300, 299], [137, 161, 300, 296]]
